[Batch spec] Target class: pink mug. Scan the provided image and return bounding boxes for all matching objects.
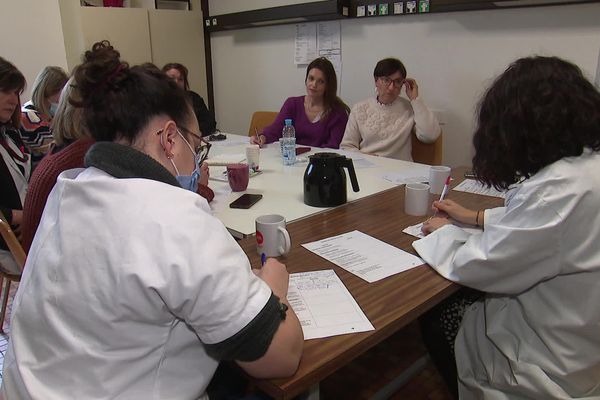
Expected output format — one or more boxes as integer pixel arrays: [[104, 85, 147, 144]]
[[227, 163, 249, 192]]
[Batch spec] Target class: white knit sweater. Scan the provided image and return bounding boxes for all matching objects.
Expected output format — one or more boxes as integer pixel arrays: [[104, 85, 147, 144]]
[[340, 96, 441, 161]]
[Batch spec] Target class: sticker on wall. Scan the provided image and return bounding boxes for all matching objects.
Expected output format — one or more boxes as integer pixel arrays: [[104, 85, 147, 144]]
[[406, 0, 417, 13], [418, 0, 430, 13], [367, 4, 377, 16], [379, 3, 389, 15], [357, 5, 366, 16], [394, 2, 404, 14], [205, 19, 211, 26], [212, 18, 217, 25]]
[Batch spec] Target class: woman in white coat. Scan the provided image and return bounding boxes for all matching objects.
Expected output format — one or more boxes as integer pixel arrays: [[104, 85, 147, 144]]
[[416, 56, 600, 399], [2, 41, 303, 399]]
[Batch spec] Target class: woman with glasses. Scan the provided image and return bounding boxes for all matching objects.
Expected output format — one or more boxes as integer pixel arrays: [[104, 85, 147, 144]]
[[252, 57, 350, 149], [340, 58, 440, 161], [3, 41, 303, 399]]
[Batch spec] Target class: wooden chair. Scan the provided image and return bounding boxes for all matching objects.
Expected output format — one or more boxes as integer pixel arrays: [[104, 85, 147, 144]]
[[0, 211, 26, 334], [411, 131, 443, 165], [247, 111, 278, 137]]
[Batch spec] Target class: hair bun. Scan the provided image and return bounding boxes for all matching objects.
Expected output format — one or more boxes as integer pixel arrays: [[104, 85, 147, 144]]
[[74, 40, 129, 105]]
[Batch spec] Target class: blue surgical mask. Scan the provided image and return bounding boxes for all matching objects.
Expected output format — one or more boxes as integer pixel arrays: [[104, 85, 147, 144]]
[[49, 102, 59, 117], [169, 129, 202, 193]]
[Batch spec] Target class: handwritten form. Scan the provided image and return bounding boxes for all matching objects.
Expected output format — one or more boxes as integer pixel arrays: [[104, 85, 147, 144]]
[[288, 270, 374, 340], [452, 179, 506, 199], [302, 230, 424, 283]]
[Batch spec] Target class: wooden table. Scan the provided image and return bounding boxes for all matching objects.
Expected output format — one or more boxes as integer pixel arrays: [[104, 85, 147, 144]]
[[237, 169, 503, 399]]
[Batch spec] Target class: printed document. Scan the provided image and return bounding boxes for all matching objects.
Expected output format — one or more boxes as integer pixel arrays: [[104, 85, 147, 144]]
[[288, 270, 374, 340], [302, 230, 424, 283]]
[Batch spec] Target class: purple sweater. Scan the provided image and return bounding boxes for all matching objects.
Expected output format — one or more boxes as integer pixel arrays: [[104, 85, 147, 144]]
[[262, 96, 349, 149]]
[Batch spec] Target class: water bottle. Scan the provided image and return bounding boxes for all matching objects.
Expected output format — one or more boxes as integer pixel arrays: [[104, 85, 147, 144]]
[[282, 118, 296, 165]]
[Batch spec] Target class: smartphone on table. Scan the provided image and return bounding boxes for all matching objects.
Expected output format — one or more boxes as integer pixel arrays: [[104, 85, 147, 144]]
[[229, 194, 263, 209]]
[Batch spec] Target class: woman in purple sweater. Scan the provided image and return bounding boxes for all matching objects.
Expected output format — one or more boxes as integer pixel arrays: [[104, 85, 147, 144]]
[[252, 57, 349, 149]]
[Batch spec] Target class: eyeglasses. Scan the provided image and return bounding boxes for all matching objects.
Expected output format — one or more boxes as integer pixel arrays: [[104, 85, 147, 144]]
[[156, 126, 212, 165], [378, 76, 405, 89], [179, 127, 212, 165]]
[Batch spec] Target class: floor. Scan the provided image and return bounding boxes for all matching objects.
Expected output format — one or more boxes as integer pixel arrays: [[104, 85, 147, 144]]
[[0, 284, 453, 399]]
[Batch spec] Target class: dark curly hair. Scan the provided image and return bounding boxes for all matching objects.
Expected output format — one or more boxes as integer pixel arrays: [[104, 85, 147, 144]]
[[73, 41, 192, 142], [472, 56, 600, 190]]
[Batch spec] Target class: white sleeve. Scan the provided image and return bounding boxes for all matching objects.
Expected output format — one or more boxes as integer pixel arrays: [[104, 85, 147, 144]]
[[411, 97, 441, 144], [157, 207, 272, 345], [339, 106, 361, 151], [413, 193, 563, 294]]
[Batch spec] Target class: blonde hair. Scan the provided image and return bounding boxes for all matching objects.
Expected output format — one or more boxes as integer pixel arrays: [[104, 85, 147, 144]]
[[51, 77, 90, 146], [30, 66, 68, 118]]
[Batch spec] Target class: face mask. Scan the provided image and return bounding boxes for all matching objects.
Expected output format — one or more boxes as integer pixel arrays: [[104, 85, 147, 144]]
[[169, 130, 201, 193], [49, 102, 59, 117]]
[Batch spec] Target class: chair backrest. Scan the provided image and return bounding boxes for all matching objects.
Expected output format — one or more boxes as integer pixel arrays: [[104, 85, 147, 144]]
[[0, 211, 26, 273], [411, 131, 443, 165], [248, 111, 278, 137]]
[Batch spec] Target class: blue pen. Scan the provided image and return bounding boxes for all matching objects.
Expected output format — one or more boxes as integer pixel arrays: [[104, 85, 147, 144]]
[[261, 253, 266, 266]]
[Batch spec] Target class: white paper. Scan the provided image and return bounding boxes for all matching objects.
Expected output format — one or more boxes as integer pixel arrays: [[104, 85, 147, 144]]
[[333, 150, 377, 169], [302, 230, 424, 283], [403, 222, 483, 239], [452, 179, 506, 199], [294, 23, 317, 65], [287, 270, 374, 340], [205, 153, 246, 165], [317, 21, 341, 51], [382, 167, 430, 185], [318, 49, 342, 94], [208, 134, 249, 147]]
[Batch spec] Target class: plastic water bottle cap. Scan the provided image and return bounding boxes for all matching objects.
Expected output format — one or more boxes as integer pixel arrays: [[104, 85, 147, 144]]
[[284, 119, 292, 126]]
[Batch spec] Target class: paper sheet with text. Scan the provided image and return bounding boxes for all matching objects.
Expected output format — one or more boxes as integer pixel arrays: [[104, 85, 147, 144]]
[[302, 230, 424, 283], [288, 270, 374, 340]]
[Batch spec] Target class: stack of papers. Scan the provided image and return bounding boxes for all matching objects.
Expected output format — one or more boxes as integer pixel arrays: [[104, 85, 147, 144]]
[[302, 230, 424, 283], [381, 167, 430, 185]]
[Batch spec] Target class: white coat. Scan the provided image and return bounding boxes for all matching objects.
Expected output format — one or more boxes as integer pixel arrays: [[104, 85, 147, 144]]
[[2, 167, 272, 399], [414, 149, 600, 399]]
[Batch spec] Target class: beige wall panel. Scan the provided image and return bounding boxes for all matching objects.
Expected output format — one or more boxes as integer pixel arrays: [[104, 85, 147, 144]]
[[148, 8, 207, 101], [80, 7, 152, 66], [0, 0, 68, 102]]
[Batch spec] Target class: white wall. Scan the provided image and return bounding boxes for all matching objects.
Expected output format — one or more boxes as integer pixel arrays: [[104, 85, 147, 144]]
[[0, 0, 68, 102], [210, 3, 600, 167]]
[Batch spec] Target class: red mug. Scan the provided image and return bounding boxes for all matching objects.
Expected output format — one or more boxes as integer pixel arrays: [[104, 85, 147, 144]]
[[227, 163, 249, 192]]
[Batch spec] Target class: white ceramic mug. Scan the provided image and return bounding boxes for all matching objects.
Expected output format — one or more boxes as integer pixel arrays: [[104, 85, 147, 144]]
[[245, 145, 260, 172], [405, 183, 431, 216], [429, 166, 451, 195], [256, 214, 292, 257]]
